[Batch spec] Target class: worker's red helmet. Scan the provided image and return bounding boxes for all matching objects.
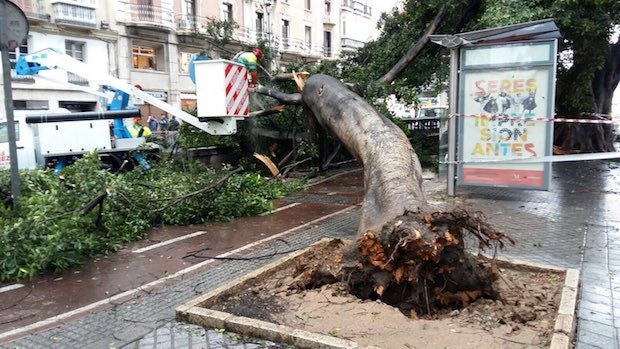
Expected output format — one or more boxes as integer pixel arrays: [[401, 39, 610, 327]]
[[252, 47, 263, 59]]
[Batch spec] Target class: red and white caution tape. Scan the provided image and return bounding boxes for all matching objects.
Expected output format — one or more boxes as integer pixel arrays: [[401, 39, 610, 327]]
[[442, 151, 620, 164], [448, 113, 620, 124]]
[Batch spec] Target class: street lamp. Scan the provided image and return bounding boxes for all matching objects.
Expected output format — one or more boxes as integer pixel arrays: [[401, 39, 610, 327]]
[[263, 0, 276, 62]]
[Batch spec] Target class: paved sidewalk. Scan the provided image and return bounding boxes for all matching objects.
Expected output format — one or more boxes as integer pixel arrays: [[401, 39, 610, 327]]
[[1, 160, 619, 349]]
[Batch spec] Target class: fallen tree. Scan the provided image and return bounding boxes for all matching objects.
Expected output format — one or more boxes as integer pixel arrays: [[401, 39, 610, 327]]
[[257, 74, 514, 316]]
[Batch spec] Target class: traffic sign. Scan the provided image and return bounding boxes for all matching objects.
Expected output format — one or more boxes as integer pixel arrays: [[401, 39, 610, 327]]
[[3, 1, 29, 50]]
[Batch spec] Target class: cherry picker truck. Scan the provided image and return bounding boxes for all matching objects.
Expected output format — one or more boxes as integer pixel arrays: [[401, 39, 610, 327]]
[[3, 47, 250, 171]]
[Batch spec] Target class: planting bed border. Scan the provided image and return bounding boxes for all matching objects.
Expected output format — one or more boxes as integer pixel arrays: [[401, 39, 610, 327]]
[[176, 238, 579, 349]]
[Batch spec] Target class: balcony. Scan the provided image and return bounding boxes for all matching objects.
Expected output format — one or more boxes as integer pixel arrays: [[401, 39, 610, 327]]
[[341, 0, 372, 17], [129, 3, 174, 28], [175, 15, 199, 32], [323, 14, 336, 25], [341, 37, 365, 49], [53, 2, 97, 28], [323, 46, 332, 58], [12, 0, 50, 21]]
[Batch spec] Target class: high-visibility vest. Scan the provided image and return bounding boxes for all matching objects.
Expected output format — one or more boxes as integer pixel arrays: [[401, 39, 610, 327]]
[[129, 124, 152, 137]]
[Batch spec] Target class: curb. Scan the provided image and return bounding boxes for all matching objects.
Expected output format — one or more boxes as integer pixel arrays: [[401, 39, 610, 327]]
[[177, 239, 579, 349]]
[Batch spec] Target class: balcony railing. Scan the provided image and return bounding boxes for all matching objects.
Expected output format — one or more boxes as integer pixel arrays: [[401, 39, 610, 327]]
[[129, 3, 173, 27], [53, 2, 97, 28], [12, 0, 50, 21], [341, 0, 372, 16], [175, 19, 333, 58], [323, 14, 336, 25], [175, 15, 199, 31], [341, 37, 365, 49]]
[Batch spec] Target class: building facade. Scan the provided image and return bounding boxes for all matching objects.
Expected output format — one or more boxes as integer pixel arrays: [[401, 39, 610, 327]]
[[8, 0, 398, 116]]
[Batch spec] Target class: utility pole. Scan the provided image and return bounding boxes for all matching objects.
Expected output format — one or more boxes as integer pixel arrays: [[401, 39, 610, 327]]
[[0, 0, 29, 207]]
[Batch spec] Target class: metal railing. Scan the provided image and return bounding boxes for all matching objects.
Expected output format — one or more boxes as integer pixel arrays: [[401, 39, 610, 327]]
[[53, 2, 97, 28], [341, 37, 365, 49], [129, 3, 173, 27], [404, 116, 442, 136], [173, 16, 339, 58], [341, 0, 372, 16]]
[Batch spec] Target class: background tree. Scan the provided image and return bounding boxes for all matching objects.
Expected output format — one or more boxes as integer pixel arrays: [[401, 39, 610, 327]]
[[336, 0, 619, 152], [478, 0, 620, 152]]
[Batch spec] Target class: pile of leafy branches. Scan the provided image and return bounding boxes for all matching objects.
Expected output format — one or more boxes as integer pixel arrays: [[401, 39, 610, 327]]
[[0, 153, 303, 282]]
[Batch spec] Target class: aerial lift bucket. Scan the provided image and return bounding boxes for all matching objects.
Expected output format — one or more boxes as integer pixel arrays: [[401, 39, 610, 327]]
[[193, 60, 250, 119]]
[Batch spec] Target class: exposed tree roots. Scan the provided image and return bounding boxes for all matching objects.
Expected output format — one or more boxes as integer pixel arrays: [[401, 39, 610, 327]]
[[341, 208, 514, 317], [291, 209, 515, 317]]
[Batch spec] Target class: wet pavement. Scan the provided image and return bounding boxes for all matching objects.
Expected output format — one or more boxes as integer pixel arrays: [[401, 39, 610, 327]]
[[0, 160, 619, 348]]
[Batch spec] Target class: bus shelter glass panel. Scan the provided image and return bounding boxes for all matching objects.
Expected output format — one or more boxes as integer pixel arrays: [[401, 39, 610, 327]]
[[457, 40, 556, 190]]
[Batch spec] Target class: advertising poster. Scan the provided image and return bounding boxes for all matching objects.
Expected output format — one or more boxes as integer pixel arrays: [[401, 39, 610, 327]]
[[459, 68, 551, 188]]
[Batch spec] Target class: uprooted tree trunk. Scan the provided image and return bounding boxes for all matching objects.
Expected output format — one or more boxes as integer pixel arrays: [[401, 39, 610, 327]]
[[296, 74, 514, 316]]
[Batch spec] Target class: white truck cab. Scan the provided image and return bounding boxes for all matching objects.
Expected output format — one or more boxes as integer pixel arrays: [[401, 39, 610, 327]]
[[1, 110, 46, 170], [0, 109, 124, 170]]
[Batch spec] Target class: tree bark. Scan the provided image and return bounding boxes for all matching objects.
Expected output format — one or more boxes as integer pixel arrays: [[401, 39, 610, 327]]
[[299, 74, 512, 315], [302, 74, 427, 234], [555, 42, 619, 153]]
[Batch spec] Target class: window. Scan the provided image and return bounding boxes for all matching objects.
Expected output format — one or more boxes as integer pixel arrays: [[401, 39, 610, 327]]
[[179, 52, 196, 74], [342, 19, 346, 36], [59, 101, 96, 112], [13, 100, 48, 110], [10, 42, 33, 83], [65, 40, 88, 85], [305, 0, 311, 10], [184, 0, 195, 16], [0, 121, 20, 143], [133, 46, 157, 70], [137, 0, 154, 21], [223, 2, 233, 22], [9, 43, 28, 70], [65, 40, 85, 61], [256, 12, 264, 39], [323, 31, 332, 57], [325, 1, 331, 14], [281, 20, 290, 48], [305, 26, 312, 50]]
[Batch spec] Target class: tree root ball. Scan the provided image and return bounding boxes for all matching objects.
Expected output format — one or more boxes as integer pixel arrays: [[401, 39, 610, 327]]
[[340, 209, 514, 317]]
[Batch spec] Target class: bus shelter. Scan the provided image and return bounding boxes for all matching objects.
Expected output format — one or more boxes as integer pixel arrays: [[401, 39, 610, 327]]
[[430, 19, 562, 195]]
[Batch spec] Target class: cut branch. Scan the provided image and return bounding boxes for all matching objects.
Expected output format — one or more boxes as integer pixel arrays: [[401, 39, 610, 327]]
[[250, 128, 312, 142], [252, 86, 302, 105], [249, 105, 288, 118], [153, 166, 243, 213], [378, 4, 447, 85]]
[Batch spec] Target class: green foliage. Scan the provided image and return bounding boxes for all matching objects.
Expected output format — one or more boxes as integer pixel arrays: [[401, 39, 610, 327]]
[[194, 17, 239, 46], [0, 154, 303, 282], [177, 122, 242, 150], [176, 106, 243, 150]]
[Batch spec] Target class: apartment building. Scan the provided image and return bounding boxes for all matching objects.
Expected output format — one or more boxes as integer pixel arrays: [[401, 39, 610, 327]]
[[8, 0, 397, 116], [9, 0, 117, 112]]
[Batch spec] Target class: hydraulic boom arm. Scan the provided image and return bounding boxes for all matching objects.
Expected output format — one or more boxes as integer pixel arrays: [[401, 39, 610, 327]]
[[16, 48, 239, 135]]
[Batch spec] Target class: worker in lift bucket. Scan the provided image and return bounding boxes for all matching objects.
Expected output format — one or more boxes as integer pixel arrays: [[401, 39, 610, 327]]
[[129, 116, 152, 138], [234, 47, 263, 88]]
